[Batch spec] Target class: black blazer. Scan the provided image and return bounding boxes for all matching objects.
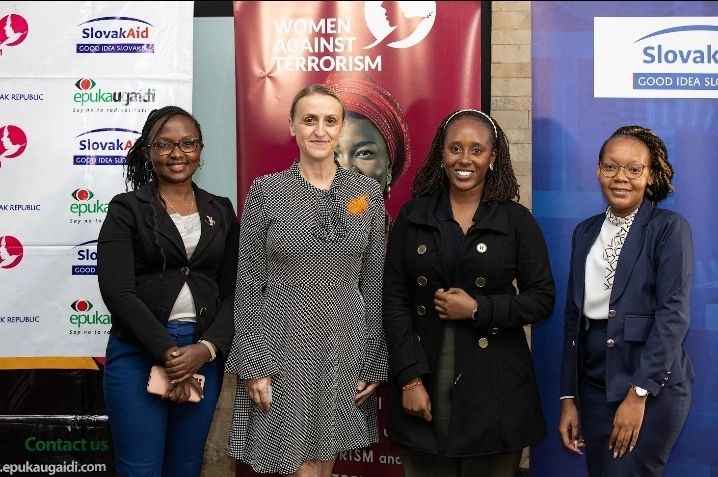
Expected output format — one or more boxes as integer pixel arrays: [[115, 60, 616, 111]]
[[97, 182, 239, 362], [383, 189, 555, 456], [560, 201, 694, 401]]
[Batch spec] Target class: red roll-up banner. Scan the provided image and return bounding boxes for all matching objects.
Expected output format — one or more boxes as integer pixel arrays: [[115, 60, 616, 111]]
[[234, 2, 484, 476]]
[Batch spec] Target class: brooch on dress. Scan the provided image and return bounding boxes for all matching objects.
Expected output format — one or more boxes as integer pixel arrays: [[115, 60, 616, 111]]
[[205, 215, 215, 227], [347, 195, 369, 216]]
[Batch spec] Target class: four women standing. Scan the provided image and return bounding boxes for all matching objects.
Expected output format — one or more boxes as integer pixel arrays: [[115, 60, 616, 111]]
[[100, 95, 693, 476]]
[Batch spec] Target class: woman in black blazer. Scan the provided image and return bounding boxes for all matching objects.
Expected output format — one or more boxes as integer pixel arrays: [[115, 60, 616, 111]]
[[98, 106, 238, 477], [559, 126, 693, 476], [383, 109, 555, 477]]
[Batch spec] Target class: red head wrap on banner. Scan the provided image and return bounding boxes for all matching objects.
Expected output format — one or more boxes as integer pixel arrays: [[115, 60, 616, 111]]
[[326, 75, 411, 189]]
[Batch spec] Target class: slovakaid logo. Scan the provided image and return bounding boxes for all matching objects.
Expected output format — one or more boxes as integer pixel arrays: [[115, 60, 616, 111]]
[[69, 298, 111, 328], [73, 127, 139, 165], [0, 124, 27, 168], [76, 16, 154, 54], [0, 13, 29, 55], [72, 240, 97, 276], [73, 78, 156, 108], [595, 17, 718, 98], [0, 235, 23, 269]]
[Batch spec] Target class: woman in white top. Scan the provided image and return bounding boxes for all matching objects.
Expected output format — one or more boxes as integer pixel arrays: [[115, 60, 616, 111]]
[[98, 106, 239, 477]]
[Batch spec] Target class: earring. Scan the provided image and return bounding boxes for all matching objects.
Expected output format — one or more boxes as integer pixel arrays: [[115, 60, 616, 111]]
[[144, 159, 154, 171], [199, 160, 205, 170], [489, 162, 494, 171], [440, 162, 445, 169]]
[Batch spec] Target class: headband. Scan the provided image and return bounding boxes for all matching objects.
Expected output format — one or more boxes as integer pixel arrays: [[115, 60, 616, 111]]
[[443, 108, 498, 139]]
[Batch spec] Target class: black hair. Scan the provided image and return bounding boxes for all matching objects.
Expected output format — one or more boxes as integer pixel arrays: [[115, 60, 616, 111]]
[[124, 106, 203, 192], [412, 109, 520, 201], [598, 125, 674, 203]]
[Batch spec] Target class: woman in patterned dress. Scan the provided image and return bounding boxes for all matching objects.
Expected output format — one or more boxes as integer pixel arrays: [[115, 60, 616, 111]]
[[226, 85, 389, 477]]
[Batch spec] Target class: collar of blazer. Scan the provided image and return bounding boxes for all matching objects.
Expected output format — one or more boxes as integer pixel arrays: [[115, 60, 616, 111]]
[[136, 182, 223, 262], [573, 199, 656, 308], [405, 188, 510, 235]]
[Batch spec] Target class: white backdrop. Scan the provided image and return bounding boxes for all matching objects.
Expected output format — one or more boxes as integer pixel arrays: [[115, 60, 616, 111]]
[[0, 1, 193, 356]]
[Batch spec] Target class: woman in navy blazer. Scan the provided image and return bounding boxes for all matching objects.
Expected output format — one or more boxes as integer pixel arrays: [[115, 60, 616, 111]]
[[559, 126, 693, 476]]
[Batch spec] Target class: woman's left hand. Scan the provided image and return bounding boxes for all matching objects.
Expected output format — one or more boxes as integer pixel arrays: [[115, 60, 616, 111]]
[[433, 288, 477, 320], [165, 343, 211, 382], [609, 389, 647, 459], [354, 381, 379, 406]]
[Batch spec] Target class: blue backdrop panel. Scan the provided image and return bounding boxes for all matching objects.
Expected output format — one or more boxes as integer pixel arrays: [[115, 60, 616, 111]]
[[531, 2, 718, 476]]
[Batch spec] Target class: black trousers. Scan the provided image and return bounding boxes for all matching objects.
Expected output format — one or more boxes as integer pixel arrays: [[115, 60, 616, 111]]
[[579, 319, 691, 477]]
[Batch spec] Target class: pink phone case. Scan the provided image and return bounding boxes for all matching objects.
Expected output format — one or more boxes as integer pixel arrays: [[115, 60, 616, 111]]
[[147, 365, 205, 402]]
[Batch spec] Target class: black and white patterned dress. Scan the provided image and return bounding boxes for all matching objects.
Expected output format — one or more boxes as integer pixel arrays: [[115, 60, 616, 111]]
[[225, 161, 388, 474]]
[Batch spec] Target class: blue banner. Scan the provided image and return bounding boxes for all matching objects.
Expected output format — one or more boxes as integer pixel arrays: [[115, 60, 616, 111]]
[[532, 2, 718, 476]]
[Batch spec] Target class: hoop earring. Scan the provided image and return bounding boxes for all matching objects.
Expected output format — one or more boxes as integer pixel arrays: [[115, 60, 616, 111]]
[[145, 159, 154, 171]]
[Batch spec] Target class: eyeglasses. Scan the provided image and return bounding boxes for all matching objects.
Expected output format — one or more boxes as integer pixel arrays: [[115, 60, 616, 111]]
[[598, 162, 647, 179], [146, 138, 203, 156]]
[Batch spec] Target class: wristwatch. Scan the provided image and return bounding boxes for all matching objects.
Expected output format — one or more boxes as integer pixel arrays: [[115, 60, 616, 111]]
[[631, 385, 648, 398]]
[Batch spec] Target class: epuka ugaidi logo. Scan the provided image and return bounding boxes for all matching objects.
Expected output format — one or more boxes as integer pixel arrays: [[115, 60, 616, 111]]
[[69, 299, 111, 330], [68, 188, 109, 226]]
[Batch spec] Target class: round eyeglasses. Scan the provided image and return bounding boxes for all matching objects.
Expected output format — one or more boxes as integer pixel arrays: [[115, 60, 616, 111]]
[[147, 138, 203, 156], [599, 162, 647, 179]]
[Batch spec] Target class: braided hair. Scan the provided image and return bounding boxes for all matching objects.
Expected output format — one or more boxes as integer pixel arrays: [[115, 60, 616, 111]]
[[412, 109, 520, 201], [123, 106, 203, 273], [598, 125, 674, 203], [124, 106, 203, 191]]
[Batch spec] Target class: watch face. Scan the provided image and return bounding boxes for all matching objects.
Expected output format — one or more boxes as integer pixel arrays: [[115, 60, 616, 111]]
[[633, 386, 648, 397]]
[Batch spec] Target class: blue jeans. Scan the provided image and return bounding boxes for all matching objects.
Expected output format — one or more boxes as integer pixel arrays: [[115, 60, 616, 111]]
[[104, 321, 223, 477]]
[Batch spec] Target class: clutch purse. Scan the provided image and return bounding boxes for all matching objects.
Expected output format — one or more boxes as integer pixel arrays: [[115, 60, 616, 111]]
[[147, 365, 205, 402]]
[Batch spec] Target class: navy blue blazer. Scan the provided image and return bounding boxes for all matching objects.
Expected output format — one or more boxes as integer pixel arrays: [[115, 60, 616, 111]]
[[560, 201, 694, 402]]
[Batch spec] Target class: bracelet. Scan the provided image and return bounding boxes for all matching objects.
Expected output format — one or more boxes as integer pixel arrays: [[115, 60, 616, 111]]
[[402, 378, 422, 391], [197, 339, 217, 362]]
